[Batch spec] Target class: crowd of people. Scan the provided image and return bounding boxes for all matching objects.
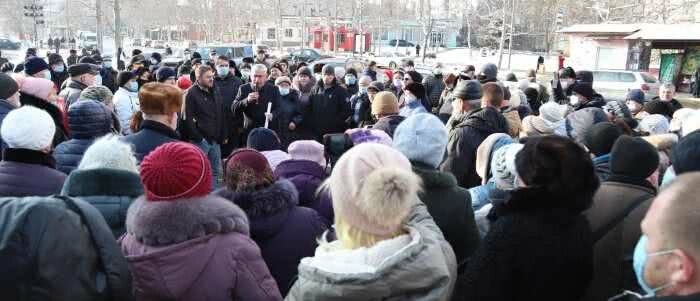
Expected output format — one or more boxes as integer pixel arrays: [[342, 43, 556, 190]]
[[1, 44, 700, 301]]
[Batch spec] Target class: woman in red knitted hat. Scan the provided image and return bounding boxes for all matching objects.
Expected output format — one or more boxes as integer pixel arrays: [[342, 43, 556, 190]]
[[119, 142, 282, 300]]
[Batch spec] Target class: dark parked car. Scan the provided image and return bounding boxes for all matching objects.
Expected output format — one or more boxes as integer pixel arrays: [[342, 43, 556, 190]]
[[0, 38, 21, 50], [388, 39, 415, 47], [286, 48, 326, 64]]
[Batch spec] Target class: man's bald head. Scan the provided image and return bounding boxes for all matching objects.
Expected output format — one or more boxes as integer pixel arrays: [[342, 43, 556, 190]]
[[652, 172, 700, 256]]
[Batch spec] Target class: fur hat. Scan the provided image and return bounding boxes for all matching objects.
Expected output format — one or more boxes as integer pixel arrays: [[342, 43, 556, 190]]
[[371, 91, 399, 116], [288, 140, 326, 167], [475, 133, 514, 184], [328, 143, 421, 236], [275, 76, 292, 86], [224, 148, 274, 192], [1, 106, 55, 151], [78, 135, 139, 173], [393, 113, 448, 168], [80, 86, 114, 104], [140, 142, 212, 201], [639, 114, 670, 136], [139, 82, 183, 115], [18, 76, 54, 101], [491, 143, 524, 190]]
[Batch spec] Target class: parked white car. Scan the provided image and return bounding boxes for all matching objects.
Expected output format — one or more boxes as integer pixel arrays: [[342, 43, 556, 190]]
[[372, 52, 411, 69], [592, 70, 660, 101]]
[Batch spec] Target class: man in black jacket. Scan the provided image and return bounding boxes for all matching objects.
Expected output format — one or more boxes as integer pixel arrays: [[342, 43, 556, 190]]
[[652, 83, 684, 115], [305, 64, 350, 142], [183, 65, 224, 187], [214, 55, 243, 157], [441, 81, 509, 188], [232, 63, 280, 145]]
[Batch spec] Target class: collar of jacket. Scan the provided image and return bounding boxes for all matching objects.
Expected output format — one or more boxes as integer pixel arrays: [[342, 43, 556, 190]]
[[488, 185, 592, 223], [125, 194, 250, 246], [213, 179, 298, 218], [118, 86, 138, 96], [606, 174, 657, 193], [3, 148, 57, 168], [139, 120, 180, 140], [67, 79, 88, 90], [194, 83, 212, 95], [592, 154, 611, 165], [411, 161, 458, 189], [62, 168, 144, 197]]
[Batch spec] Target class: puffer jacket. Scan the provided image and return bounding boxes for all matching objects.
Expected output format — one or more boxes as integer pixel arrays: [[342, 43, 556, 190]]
[[53, 100, 113, 175], [61, 168, 143, 238], [285, 201, 457, 301], [215, 180, 327, 296], [0, 148, 66, 197], [120, 195, 283, 300], [113, 87, 139, 135], [440, 107, 509, 189]]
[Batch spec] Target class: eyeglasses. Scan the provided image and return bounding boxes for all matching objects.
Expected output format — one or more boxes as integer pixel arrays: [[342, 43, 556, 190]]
[[403, 78, 411, 81]]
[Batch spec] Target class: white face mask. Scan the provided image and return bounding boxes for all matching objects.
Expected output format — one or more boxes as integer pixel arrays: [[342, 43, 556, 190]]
[[393, 79, 402, 88], [561, 80, 572, 90], [279, 87, 290, 96], [569, 95, 580, 106]]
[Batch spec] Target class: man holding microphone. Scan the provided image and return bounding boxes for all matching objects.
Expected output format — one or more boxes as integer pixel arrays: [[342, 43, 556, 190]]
[[232, 64, 280, 145]]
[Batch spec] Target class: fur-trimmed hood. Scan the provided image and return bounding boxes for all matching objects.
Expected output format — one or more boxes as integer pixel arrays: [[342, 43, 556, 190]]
[[642, 133, 678, 152], [61, 167, 143, 197], [125, 195, 250, 246], [214, 180, 299, 240]]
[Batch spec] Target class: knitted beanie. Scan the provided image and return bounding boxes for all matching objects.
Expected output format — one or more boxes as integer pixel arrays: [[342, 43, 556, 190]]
[[610, 136, 659, 179], [0, 73, 19, 100], [603, 100, 632, 120], [626, 89, 645, 105], [371, 91, 399, 115], [247, 128, 281, 151], [584, 122, 623, 157], [1, 106, 55, 150], [475, 133, 513, 183], [155, 67, 177, 82], [288, 140, 326, 167], [78, 135, 139, 173], [491, 143, 524, 190], [224, 148, 274, 192], [453, 80, 482, 100], [539, 101, 569, 126], [639, 114, 670, 136], [345, 128, 393, 146], [329, 143, 420, 236], [393, 113, 448, 168], [24, 56, 49, 75], [19, 76, 54, 101], [140, 142, 212, 201], [671, 130, 700, 175], [296, 66, 312, 78], [322, 64, 335, 76]]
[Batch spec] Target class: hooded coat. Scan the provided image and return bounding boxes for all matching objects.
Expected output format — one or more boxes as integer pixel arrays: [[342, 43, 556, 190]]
[[459, 187, 594, 301], [61, 168, 143, 238], [119, 195, 283, 301], [214, 180, 327, 296], [53, 100, 113, 175], [285, 202, 457, 301], [113, 87, 139, 135], [275, 89, 304, 149], [273, 160, 331, 222], [440, 107, 509, 189]]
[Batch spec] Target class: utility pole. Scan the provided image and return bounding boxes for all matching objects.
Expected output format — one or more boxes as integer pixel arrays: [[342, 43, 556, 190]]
[[301, 0, 306, 51], [507, 0, 516, 70], [96, 0, 103, 53], [278, 0, 282, 53], [497, 0, 508, 69], [114, 0, 122, 68], [359, 0, 364, 56], [24, 2, 45, 48]]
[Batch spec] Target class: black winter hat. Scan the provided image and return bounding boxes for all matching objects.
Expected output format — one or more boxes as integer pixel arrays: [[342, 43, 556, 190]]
[[47, 53, 64, 66], [130, 54, 146, 66], [156, 67, 177, 82], [576, 70, 594, 84], [150, 52, 162, 62], [0, 73, 19, 100], [296, 66, 312, 78], [560, 67, 576, 79], [322, 64, 335, 76], [79, 56, 98, 65], [404, 82, 425, 99], [643, 100, 673, 118], [610, 136, 659, 179], [368, 81, 384, 92], [572, 82, 595, 99], [584, 122, 623, 157], [117, 71, 137, 88], [453, 80, 482, 100], [406, 71, 423, 83], [68, 63, 100, 77], [671, 130, 700, 175], [247, 128, 281, 151], [24, 56, 49, 75]]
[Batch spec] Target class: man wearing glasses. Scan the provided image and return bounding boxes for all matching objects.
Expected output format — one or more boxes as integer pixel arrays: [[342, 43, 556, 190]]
[[233, 64, 280, 145]]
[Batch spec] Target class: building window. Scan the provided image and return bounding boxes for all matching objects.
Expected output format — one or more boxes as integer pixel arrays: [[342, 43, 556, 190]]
[[285, 28, 293, 38], [323, 33, 329, 42], [339, 33, 346, 44], [267, 28, 276, 40]]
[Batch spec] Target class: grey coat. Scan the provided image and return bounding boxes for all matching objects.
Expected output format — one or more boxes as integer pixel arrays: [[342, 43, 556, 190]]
[[285, 201, 457, 301]]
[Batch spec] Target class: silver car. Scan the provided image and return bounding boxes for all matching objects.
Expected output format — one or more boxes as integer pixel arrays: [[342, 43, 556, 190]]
[[592, 70, 660, 101]]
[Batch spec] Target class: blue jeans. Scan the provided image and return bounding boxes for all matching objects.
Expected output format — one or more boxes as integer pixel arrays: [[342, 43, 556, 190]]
[[195, 139, 221, 189]]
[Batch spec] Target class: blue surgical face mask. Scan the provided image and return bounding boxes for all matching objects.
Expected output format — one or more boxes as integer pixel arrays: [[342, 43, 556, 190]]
[[633, 235, 675, 297], [43, 71, 52, 81], [103, 62, 112, 69], [344, 75, 356, 86], [53, 65, 65, 73], [279, 87, 290, 96], [216, 66, 229, 77], [127, 81, 138, 92], [359, 86, 368, 94], [94, 74, 102, 86]]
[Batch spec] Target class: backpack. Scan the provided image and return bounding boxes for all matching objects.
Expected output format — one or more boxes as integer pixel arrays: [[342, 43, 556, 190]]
[[0, 196, 132, 300]]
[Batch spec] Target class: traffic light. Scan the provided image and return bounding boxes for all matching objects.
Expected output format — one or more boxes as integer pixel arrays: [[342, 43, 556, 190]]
[[555, 9, 564, 25]]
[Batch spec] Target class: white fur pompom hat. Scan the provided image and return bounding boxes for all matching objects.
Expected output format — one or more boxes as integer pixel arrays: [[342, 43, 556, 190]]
[[327, 143, 421, 236], [78, 135, 139, 173]]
